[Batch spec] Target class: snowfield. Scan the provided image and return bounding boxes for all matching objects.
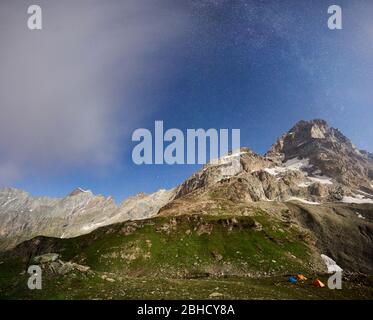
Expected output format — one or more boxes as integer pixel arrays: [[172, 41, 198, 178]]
[[264, 157, 312, 176], [263, 157, 334, 188], [286, 197, 320, 205], [321, 254, 343, 273], [342, 195, 373, 204], [298, 175, 333, 187], [210, 151, 248, 165], [297, 181, 312, 188], [81, 221, 107, 232], [355, 212, 365, 220], [307, 175, 333, 185]]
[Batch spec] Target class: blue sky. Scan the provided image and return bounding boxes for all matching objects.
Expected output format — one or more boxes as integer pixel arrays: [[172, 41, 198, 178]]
[[1, 0, 372, 202]]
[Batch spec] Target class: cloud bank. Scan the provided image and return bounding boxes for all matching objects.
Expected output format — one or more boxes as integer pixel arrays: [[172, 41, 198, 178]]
[[0, 0, 188, 184]]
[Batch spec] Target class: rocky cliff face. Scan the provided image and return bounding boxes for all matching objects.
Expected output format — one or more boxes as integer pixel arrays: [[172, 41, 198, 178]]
[[0, 187, 174, 250], [0, 187, 114, 249], [266, 119, 373, 191], [171, 120, 373, 205]]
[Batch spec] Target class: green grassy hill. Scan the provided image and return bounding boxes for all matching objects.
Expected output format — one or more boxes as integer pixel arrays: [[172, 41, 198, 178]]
[[1, 211, 372, 299]]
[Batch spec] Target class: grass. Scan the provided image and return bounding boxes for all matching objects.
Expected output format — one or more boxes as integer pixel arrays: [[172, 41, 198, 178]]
[[48, 213, 313, 277], [1, 271, 372, 300], [0, 213, 372, 300]]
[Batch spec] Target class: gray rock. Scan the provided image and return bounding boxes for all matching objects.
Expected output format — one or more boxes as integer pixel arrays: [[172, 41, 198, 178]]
[[0, 187, 175, 250], [33, 253, 59, 263]]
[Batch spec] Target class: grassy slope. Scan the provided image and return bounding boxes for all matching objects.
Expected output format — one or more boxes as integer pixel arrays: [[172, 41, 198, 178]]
[[1, 212, 372, 299]]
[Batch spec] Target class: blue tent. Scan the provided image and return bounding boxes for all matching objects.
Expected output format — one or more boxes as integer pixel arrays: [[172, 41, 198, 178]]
[[288, 276, 297, 284]]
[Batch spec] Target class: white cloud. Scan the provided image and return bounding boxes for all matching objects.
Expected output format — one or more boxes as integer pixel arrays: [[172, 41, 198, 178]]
[[0, 0, 188, 184]]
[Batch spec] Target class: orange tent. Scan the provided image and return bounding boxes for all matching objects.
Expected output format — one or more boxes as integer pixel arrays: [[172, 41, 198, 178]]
[[297, 274, 307, 281], [313, 279, 325, 288]]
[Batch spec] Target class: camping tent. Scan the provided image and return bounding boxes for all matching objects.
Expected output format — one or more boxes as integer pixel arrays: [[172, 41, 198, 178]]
[[288, 276, 297, 284], [297, 274, 307, 281], [313, 279, 325, 288]]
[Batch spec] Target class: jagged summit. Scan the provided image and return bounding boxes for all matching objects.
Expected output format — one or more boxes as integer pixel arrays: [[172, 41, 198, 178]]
[[68, 187, 93, 197], [266, 119, 351, 158], [265, 119, 373, 189]]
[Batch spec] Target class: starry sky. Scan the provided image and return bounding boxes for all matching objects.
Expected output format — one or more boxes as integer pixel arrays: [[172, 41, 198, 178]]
[[0, 0, 372, 202]]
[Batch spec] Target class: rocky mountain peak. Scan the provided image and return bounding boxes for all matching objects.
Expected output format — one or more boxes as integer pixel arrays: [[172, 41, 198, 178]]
[[266, 119, 349, 158], [265, 119, 373, 191], [0, 187, 28, 198], [68, 187, 93, 197]]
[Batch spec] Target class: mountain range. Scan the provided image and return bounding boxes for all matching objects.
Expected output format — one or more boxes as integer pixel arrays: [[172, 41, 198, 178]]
[[1, 119, 372, 248], [0, 119, 372, 299]]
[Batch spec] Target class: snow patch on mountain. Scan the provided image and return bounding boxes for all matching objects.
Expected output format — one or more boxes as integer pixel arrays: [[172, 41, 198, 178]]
[[307, 175, 333, 185], [341, 195, 373, 204], [286, 197, 320, 205], [297, 175, 333, 187], [264, 157, 312, 176], [358, 190, 373, 197], [355, 212, 365, 219], [321, 254, 343, 273], [210, 150, 248, 165], [298, 181, 312, 188], [81, 221, 107, 232]]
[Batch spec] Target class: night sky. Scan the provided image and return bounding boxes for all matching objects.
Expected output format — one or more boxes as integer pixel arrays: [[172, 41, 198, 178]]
[[1, 0, 372, 202]]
